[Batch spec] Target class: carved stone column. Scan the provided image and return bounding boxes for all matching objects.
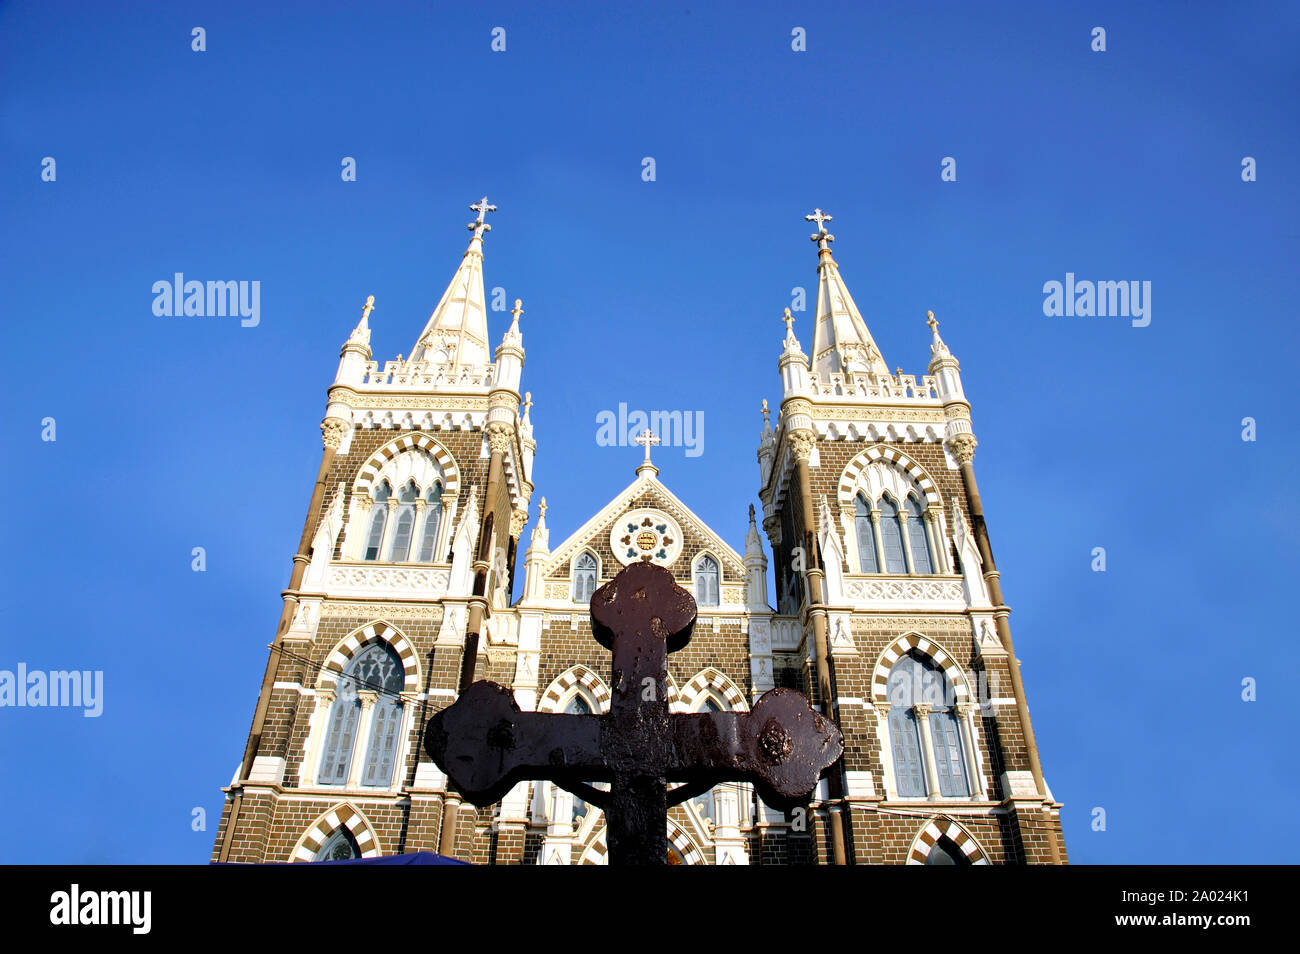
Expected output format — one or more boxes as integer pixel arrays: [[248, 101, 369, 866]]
[[912, 703, 942, 799], [787, 427, 847, 865]]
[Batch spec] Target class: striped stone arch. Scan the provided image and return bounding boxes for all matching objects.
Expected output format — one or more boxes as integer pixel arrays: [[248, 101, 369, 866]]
[[578, 820, 706, 865], [291, 803, 382, 862], [871, 632, 972, 704], [538, 665, 611, 713], [352, 432, 461, 500], [318, 621, 420, 693], [906, 817, 991, 865], [837, 444, 942, 509], [678, 667, 749, 712]]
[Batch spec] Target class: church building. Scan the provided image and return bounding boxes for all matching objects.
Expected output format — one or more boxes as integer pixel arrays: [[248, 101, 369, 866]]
[[211, 200, 1067, 865]]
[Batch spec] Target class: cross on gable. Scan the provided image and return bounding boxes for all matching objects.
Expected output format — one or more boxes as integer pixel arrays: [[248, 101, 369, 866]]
[[425, 561, 843, 865], [634, 428, 661, 464]]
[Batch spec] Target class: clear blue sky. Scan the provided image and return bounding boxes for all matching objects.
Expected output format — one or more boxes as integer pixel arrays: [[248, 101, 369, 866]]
[[1, 1, 1297, 864]]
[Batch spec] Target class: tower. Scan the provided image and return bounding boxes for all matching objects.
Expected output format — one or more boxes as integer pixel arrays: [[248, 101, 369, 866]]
[[755, 209, 1066, 863], [212, 198, 536, 863]]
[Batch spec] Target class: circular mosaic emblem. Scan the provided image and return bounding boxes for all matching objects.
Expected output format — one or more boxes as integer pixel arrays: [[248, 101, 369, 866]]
[[609, 508, 683, 568]]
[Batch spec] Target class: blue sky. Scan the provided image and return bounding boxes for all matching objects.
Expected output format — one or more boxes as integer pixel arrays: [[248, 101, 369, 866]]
[[1, 0, 1297, 864]]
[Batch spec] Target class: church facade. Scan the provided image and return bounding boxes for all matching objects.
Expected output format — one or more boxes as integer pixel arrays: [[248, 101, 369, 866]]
[[211, 201, 1067, 865]]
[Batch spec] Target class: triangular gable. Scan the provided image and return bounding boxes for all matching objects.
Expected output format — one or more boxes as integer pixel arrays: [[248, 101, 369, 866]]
[[544, 473, 745, 580]]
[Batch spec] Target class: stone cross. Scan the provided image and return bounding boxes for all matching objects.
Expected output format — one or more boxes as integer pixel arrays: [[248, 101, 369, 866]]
[[425, 561, 843, 865], [467, 196, 497, 238], [926, 310, 938, 333], [361, 294, 375, 321], [634, 428, 661, 465]]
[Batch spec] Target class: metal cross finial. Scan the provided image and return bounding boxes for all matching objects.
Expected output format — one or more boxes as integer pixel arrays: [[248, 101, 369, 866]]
[[805, 207, 835, 247], [805, 207, 833, 231], [782, 307, 795, 336], [467, 196, 498, 239], [361, 295, 375, 321], [926, 310, 939, 333], [634, 429, 661, 464]]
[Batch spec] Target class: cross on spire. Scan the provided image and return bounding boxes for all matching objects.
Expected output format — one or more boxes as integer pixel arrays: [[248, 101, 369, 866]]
[[635, 428, 661, 465], [805, 207, 835, 248], [467, 196, 497, 240], [361, 294, 375, 321], [926, 309, 939, 333]]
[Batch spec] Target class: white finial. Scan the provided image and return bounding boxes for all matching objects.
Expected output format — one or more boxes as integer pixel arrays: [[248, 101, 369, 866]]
[[781, 307, 796, 338], [467, 196, 497, 240]]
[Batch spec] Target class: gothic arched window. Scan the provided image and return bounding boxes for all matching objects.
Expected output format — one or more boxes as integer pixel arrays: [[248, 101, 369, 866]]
[[573, 552, 598, 604], [691, 698, 723, 824], [567, 695, 594, 824], [363, 481, 392, 562], [417, 480, 444, 562], [695, 556, 720, 606], [879, 495, 907, 574], [314, 827, 360, 862], [854, 493, 879, 573], [925, 835, 971, 865], [886, 651, 971, 799], [906, 494, 935, 574], [385, 480, 419, 562], [318, 641, 406, 787]]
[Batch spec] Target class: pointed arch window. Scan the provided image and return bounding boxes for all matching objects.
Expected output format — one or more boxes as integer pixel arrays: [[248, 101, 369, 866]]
[[695, 556, 720, 606], [318, 641, 406, 788], [566, 695, 594, 824], [314, 827, 360, 862], [925, 835, 971, 866], [691, 698, 723, 824], [573, 552, 598, 604], [363, 481, 392, 562], [417, 480, 444, 562], [854, 494, 879, 573], [879, 495, 907, 574], [886, 651, 971, 799], [906, 494, 935, 574], [385, 480, 418, 562]]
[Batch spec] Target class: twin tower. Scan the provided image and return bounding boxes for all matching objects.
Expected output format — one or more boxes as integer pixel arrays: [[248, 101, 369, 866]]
[[212, 200, 1066, 865]]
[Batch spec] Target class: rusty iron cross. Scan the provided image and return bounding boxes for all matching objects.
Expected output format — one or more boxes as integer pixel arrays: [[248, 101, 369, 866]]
[[425, 560, 843, 865]]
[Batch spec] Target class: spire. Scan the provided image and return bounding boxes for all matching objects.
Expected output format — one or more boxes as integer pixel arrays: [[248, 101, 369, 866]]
[[927, 309, 952, 362], [805, 208, 890, 380], [409, 198, 498, 368], [528, 496, 550, 551], [349, 295, 374, 348], [745, 503, 764, 559]]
